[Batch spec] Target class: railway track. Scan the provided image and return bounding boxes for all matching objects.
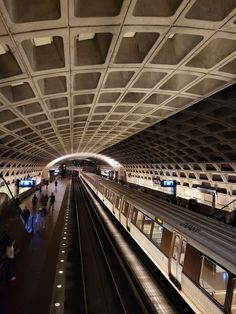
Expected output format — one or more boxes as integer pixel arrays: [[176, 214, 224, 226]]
[[64, 178, 156, 314]]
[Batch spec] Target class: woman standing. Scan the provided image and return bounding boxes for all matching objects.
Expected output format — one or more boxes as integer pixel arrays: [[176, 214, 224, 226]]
[[5, 239, 16, 281]]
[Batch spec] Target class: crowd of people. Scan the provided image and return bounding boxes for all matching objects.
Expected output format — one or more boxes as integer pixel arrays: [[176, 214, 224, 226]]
[[20, 179, 57, 233], [1, 178, 59, 284]]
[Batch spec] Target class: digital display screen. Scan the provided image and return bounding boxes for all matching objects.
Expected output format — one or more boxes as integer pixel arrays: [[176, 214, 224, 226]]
[[161, 180, 176, 187], [19, 179, 35, 188]]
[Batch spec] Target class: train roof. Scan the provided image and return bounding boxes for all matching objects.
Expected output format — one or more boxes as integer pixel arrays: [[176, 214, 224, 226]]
[[82, 172, 236, 274]]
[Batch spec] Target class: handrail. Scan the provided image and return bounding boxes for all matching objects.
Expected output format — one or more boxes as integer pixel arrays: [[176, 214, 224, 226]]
[[220, 198, 236, 211], [0, 174, 21, 213]]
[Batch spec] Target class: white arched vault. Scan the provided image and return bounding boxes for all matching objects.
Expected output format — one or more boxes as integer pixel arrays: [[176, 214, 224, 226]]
[[43, 153, 124, 173]]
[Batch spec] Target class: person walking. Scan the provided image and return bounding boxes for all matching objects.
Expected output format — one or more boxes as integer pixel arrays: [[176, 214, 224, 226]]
[[54, 180, 58, 191], [48, 193, 56, 213], [32, 194, 38, 212]]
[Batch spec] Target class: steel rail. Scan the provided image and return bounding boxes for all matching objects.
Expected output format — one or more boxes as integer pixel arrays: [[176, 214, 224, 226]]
[[79, 178, 157, 314]]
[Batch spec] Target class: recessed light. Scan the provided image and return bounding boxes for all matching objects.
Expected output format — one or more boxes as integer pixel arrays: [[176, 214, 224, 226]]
[[33, 36, 53, 46], [78, 33, 95, 41], [0, 44, 9, 55], [123, 32, 136, 38], [11, 81, 24, 87], [168, 33, 175, 39]]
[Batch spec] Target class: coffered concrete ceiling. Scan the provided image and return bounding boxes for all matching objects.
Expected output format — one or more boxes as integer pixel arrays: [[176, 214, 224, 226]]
[[0, 0, 236, 167]]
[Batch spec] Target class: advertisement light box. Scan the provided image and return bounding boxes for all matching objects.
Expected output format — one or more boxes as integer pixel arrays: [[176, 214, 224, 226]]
[[19, 179, 35, 188], [161, 180, 176, 187]]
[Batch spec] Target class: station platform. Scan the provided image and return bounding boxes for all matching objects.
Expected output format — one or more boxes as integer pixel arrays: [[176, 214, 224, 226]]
[[0, 179, 69, 314]]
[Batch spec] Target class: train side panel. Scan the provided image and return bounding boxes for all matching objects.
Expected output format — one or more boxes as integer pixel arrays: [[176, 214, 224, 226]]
[[80, 173, 235, 314], [129, 223, 170, 274], [182, 275, 223, 314]]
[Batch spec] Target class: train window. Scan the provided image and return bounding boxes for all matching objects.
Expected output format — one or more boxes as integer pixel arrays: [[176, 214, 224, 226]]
[[122, 202, 130, 217], [179, 240, 187, 266], [172, 235, 180, 260], [199, 256, 229, 306], [136, 211, 144, 230], [231, 280, 236, 314], [98, 183, 104, 193], [110, 192, 114, 202], [128, 206, 133, 221], [151, 222, 163, 247], [131, 207, 138, 224], [143, 216, 153, 237], [107, 191, 114, 202]]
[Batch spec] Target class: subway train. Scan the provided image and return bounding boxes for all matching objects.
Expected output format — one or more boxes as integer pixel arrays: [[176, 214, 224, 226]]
[[80, 172, 236, 314]]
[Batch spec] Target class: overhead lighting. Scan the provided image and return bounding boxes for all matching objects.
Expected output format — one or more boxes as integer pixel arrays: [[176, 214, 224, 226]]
[[54, 303, 60, 307], [123, 32, 136, 38], [78, 33, 95, 41], [11, 81, 24, 87], [168, 33, 175, 39], [33, 36, 53, 47], [0, 44, 9, 55]]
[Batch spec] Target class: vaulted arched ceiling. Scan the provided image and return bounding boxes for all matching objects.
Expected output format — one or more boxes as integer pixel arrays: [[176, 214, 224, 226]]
[[0, 0, 236, 196]]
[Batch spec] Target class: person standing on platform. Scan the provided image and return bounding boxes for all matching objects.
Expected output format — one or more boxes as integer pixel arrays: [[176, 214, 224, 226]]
[[37, 207, 47, 229], [44, 194, 49, 208], [39, 181, 42, 193], [5, 239, 16, 281], [21, 205, 30, 227], [32, 194, 38, 212], [54, 180, 58, 191], [45, 179, 49, 190], [39, 194, 45, 208], [49, 192, 56, 213]]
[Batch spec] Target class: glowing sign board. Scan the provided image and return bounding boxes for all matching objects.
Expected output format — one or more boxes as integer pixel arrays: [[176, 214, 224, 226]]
[[161, 180, 176, 187], [19, 179, 35, 188]]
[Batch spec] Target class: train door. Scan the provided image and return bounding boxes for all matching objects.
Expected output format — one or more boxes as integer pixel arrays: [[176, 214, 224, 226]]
[[170, 233, 187, 288], [126, 205, 132, 232], [112, 194, 117, 214]]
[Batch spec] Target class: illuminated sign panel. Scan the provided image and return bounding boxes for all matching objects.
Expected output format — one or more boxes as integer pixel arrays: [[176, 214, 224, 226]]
[[161, 180, 176, 187], [19, 179, 35, 188], [155, 217, 163, 225]]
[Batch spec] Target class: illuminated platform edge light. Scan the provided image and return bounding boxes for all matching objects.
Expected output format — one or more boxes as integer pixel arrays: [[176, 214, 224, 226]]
[[44, 153, 123, 171]]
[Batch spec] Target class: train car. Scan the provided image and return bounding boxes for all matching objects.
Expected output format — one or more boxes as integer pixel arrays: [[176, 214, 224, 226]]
[[80, 172, 236, 314]]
